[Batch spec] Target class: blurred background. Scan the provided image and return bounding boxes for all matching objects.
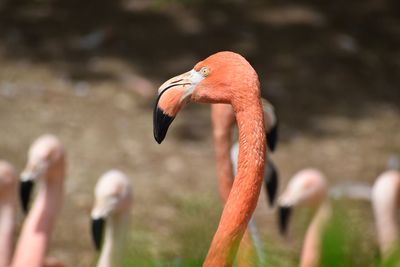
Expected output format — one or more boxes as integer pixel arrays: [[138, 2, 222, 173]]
[[0, 0, 399, 266]]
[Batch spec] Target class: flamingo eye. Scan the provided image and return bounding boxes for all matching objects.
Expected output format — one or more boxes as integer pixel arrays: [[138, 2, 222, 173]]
[[200, 67, 210, 77]]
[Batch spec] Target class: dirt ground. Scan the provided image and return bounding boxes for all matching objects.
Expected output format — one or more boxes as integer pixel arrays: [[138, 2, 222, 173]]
[[0, 0, 399, 266]]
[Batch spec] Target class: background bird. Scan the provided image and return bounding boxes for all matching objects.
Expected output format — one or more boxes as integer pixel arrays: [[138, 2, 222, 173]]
[[91, 169, 133, 267], [372, 169, 400, 259], [0, 160, 17, 267], [277, 168, 330, 267], [11, 134, 66, 267]]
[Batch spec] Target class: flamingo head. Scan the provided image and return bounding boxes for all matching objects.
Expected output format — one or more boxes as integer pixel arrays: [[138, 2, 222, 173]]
[[153, 51, 259, 144], [277, 168, 327, 235], [19, 134, 65, 213], [91, 170, 132, 251]]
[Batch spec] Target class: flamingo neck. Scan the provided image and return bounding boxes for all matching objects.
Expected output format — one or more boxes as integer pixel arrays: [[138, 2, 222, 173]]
[[373, 185, 400, 256], [0, 197, 17, 267], [97, 213, 127, 267], [300, 201, 331, 267], [204, 100, 266, 267], [212, 110, 235, 203], [12, 174, 64, 267]]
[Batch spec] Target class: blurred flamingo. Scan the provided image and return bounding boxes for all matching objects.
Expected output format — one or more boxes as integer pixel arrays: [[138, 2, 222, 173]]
[[277, 168, 374, 267], [91, 170, 133, 267], [278, 168, 330, 267], [153, 51, 266, 267], [372, 169, 400, 258], [0, 161, 17, 267], [11, 134, 66, 267], [211, 100, 278, 266]]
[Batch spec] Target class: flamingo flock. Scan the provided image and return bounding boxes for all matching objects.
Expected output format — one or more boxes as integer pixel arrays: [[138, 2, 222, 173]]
[[0, 51, 399, 267]]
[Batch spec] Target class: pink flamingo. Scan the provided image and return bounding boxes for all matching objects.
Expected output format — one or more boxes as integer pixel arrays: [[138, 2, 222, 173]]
[[0, 161, 17, 267], [372, 169, 400, 258], [278, 168, 330, 267], [11, 134, 66, 267], [91, 170, 133, 267], [153, 51, 266, 267]]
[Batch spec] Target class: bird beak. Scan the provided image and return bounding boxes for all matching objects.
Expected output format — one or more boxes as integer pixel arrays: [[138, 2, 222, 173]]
[[278, 205, 292, 235], [264, 159, 278, 206], [266, 120, 278, 152], [19, 180, 34, 213], [91, 217, 106, 251], [262, 99, 278, 152], [19, 161, 48, 213], [153, 70, 204, 144]]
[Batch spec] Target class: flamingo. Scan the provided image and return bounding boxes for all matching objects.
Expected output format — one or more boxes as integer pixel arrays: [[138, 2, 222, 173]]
[[90, 169, 133, 267], [153, 51, 266, 267], [371, 169, 400, 258], [277, 168, 375, 267], [0, 161, 17, 267], [11, 134, 66, 267], [277, 169, 330, 267], [211, 101, 278, 266]]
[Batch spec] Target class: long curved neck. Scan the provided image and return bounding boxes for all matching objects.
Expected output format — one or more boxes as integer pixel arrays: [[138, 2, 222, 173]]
[[97, 214, 127, 267], [204, 99, 266, 267], [12, 173, 64, 267], [300, 202, 331, 267], [0, 195, 17, 267]]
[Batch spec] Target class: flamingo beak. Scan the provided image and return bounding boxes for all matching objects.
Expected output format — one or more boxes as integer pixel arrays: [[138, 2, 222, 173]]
[[19, 180, 34, 213], [153, 70, 204, 144], [278, 205, 292, 235], [19, 161, 48, 213], [91, 217, 105, 251], [264, 159, 279, 206], [262, 99, 279, 152], [91, 203, 112, 251], [266, 120, 278, 152]]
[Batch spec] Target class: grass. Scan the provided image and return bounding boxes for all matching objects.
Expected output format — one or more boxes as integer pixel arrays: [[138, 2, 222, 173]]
[[120, 196, 220, 267], [116, 199, 400, 267]]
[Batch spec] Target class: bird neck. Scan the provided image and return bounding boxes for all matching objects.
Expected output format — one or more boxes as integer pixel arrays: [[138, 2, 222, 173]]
[[211, 107, 235, 203], [0, 197, 17, 267], [97, 213, 128, 267], [373, 181, 400, 256], [300, 201, 331, 267], [204, 99, 266, 267], [12, 173, 64, 267]]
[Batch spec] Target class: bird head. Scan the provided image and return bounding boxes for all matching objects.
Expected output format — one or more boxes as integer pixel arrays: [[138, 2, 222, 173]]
[[154, 51, 259, 144], [277, 168, 327, 235], [19, 134, 65, 214]]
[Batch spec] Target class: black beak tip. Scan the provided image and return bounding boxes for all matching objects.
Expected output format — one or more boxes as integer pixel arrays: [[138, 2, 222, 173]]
[[19, 180, 34, 214], [264, 160, 279, 207], [278, 206, 292, 236], [91, 218, 106, 251], [153, 106, 175, 144], [266, 121, 279, 152]]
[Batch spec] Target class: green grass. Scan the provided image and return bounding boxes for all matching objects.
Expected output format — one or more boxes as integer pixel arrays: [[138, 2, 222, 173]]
[[113, 199, 400, 267], [120, 196, 220, 267]]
